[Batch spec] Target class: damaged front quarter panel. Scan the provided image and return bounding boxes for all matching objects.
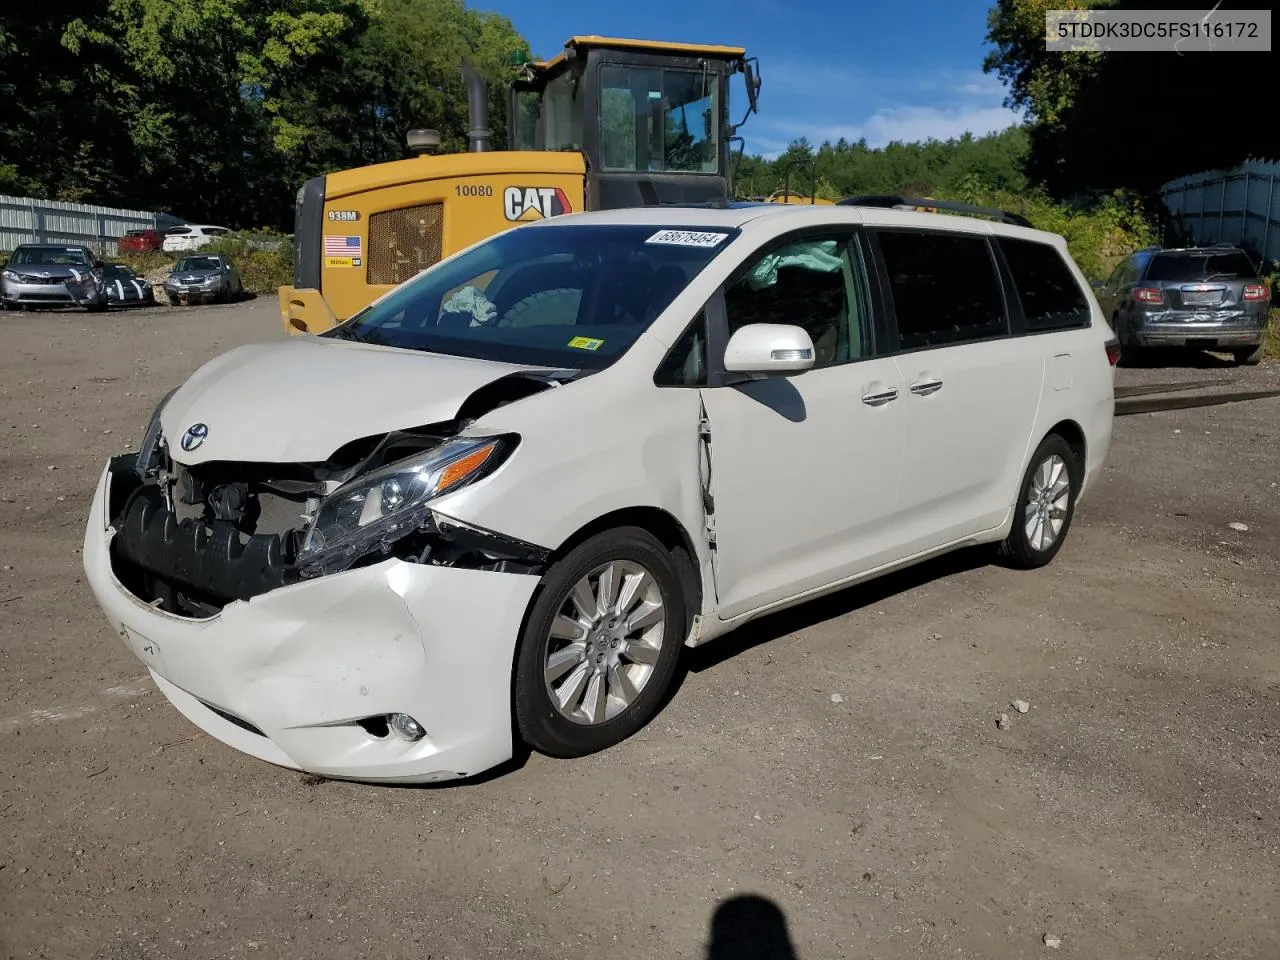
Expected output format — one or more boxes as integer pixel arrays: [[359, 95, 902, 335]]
[[108, 368, 568, 618]]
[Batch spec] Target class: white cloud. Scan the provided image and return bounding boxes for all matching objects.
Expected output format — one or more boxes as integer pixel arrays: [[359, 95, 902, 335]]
[[742, 65, 1020, 154]]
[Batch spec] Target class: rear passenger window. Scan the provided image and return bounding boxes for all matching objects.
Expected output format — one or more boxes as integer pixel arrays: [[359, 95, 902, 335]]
[[997, 238, 1090, 332], [875, 230, 1006, 350]]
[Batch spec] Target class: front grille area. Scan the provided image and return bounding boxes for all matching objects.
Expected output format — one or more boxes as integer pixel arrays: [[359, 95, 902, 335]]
[[367, 203, 444, 286], [111, 482, 298, 611]]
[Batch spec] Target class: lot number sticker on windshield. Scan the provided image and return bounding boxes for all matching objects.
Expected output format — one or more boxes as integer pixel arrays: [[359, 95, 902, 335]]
[[645, 229, 729, 248], [567, 336, 604, 351]]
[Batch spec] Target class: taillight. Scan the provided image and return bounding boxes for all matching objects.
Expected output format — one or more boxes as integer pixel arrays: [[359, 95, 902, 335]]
[[1243, 283, 1270, 301], [1133, 287, 1163, 304], [1105, 339, 1121, 366]]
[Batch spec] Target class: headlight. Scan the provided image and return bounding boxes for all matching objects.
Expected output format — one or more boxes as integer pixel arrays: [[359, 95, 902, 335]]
[[2, 269, 17, 281], [297, 435, 517, 576], [135, 387, 179, 479]]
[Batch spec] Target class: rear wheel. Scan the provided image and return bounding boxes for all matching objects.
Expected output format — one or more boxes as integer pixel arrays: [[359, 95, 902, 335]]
[[999, 434, 1080, 569], [514, 526, 686, 758], [1234, 345, 1263, 366]]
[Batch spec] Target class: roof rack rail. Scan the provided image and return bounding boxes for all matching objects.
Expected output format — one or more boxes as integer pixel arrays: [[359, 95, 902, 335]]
[[837, 194, 1034, 229]]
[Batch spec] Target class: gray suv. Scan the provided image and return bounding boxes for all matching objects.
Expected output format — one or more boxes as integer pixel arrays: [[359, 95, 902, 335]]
[[1097, 244, 1270, 365]]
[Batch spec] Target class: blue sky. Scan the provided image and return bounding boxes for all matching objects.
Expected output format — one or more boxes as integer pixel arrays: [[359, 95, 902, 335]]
[[480, 0, 1023, 157]]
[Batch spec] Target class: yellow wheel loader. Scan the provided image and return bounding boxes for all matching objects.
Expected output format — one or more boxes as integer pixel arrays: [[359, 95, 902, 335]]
[[279, 36, 761, 335]]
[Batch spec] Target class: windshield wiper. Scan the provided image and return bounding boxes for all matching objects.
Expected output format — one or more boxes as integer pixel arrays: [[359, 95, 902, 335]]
[[325, 324, 366, 342]]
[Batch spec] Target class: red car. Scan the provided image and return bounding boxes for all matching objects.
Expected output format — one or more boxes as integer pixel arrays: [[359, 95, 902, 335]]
[[118, 229, 164, 254]]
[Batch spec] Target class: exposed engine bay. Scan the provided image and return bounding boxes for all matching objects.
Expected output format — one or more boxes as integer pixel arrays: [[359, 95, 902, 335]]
[[107, 372, 569, 618]]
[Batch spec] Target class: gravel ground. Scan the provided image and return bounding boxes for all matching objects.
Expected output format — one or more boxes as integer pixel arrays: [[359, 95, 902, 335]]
[[1, 303, 1278, 960]]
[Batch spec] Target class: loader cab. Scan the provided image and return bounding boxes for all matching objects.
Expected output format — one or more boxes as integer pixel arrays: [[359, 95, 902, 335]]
[[509, 36, 758, 210]]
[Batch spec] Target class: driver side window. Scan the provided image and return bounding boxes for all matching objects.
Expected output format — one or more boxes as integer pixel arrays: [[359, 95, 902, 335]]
[[724, 233, 871, 368]]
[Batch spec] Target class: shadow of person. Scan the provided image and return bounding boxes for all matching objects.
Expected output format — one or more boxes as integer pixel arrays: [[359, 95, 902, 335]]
[[706, 894, 798, 960]]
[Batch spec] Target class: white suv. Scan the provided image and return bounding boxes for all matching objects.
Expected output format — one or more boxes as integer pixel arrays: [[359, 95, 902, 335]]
[[83, 199, 1117, 783]]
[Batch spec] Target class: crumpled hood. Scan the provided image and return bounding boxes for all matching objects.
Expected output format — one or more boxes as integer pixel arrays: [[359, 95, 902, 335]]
[[160, 335, 549, 465]]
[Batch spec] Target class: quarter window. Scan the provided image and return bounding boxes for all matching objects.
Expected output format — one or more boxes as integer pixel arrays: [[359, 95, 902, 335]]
[[997, 238, 1090, 332], [875, 230, 1006, 350], [654, 312, 708, 386]]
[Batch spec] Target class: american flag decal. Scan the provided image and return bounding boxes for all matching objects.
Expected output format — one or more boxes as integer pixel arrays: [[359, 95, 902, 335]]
[[324, 235, 362, 256]]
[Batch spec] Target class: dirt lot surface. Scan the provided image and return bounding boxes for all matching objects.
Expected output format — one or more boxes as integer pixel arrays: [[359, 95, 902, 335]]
[[2, 303, 1278, 960]]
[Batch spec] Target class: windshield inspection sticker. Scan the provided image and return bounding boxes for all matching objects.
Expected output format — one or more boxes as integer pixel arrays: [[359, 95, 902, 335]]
[[567, 336, 604, 351], [645, 229, 728, 248]]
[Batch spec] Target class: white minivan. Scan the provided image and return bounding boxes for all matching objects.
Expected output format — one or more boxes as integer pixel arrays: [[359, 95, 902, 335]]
[[83, 200, 1117, 783]]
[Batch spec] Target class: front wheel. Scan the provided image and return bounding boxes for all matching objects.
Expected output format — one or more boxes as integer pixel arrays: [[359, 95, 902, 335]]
[[999, 434, 1080, 569], [1234, 345, 1263, 366], [514, 527, 687, 758]]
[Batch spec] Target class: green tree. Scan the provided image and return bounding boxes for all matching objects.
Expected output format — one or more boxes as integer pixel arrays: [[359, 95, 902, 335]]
[[0, 0, 529, 227], [983, 0, 1274, 196]]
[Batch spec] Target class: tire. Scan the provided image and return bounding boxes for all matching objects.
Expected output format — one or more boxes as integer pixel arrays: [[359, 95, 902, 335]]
[[1114, 314, 1141, 367], [514, 526, 687, 758], [1234, 345, 1263, 366], [998, 434, 1080, 569]]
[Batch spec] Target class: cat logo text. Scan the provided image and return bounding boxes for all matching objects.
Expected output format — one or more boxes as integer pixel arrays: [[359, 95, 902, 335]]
[[503, 186, 573, 222]]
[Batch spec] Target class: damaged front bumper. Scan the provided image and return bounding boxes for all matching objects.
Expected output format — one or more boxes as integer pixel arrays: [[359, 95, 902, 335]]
[[82, 457, 541, 783], [164, 283, 222, 305], [2, 277, 104, 308]]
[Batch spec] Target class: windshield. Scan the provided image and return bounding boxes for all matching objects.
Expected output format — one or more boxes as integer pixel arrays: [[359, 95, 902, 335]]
[[10, 246, 92, 267], [1146, 251, 1256, 282], [103, 265, 135, 278], [176, 257, 222, 271], [328, 223, 738, 369]]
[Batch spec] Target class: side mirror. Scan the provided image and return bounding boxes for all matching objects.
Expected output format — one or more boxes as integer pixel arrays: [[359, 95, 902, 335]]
[[723, 323, 815, 376]]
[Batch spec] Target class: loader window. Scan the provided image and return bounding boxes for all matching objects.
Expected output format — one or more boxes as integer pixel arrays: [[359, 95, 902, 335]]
[[600, 66, 719, 174], [542, 72, 583, 151], [513, 90, 540, 150]]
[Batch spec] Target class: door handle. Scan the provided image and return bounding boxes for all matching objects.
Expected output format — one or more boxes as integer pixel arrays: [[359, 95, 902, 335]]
[[861, 387, 899, 406], [909, 378, 943, 396]]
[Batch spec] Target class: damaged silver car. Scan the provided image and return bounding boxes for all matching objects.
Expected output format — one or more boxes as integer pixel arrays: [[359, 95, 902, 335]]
[[1, 244, 108, 311]]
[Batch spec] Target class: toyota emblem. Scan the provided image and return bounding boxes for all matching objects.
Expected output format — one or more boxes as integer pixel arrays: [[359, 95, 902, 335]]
[[180, 422, 209, 452]]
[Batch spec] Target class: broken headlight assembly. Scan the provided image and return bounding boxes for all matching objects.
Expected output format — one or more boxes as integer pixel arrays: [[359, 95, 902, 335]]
[[296, 434, 517, 578], [135, 387, 179, 479]]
